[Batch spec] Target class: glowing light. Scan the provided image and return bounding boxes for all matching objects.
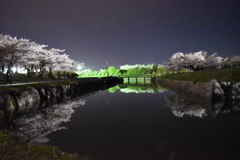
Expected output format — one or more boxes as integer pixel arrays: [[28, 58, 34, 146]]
[[11, 67, 17, 73], [77, 65, 82, 70]]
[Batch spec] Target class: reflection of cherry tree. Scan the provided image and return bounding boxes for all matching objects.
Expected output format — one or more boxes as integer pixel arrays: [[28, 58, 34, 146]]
[[166, 95, 207, 118], [14, 99, 85, 143], [166, 93, 240, 118]]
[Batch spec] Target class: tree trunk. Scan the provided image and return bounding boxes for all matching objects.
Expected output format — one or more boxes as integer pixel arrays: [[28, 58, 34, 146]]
[[7, 66, 11, 74], [35, 67, 39, 75], [31, 65, 34, 73], [38, 67, 42, 79], [1, 65, 4, 73], [27, 68, 31, 77], [48, 68, 52, 78]]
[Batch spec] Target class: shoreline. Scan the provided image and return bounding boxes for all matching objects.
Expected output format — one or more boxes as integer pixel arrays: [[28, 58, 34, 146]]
[[154, 78, 240, 100], [0, 77, 122, 126]]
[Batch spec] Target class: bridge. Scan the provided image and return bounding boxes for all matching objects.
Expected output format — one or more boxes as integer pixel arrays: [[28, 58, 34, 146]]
[[121, 75, 157, 85]]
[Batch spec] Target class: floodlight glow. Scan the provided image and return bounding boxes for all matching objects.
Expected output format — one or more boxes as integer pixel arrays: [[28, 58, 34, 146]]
[[77, 65, 82, 70], [12, 67, 17, 73]]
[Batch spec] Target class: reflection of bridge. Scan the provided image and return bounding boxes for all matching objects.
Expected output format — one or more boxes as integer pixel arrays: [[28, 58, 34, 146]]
[[118, 84, 156, 87], [113, 83, 166, 94]]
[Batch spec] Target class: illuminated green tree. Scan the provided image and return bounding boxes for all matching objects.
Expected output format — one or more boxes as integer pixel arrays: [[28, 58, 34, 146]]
[[152, 63, 157, 71], [107, 66, 117, 76]]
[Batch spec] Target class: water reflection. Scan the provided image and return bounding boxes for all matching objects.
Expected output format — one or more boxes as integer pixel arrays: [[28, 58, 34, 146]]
[[108, 84, 166, 94], [13, 98, 85, 143], [40, 85, 240, 160], [3, 82, 240, 160], [166, 95, 208, 118], [165, 92, 240, 118], [14, 85, 240, 143], [0, 80, 120, 143], [109, 84, 240, 118]]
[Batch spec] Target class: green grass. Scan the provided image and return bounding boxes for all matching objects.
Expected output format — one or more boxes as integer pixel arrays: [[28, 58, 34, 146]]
[[0, 77, 104, 92], [159, 68, 240, 83], [0, 131, 89, 160], [0, 81, 77, 92]]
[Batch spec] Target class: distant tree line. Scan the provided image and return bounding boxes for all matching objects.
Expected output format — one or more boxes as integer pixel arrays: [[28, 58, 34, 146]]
[[78, 51, 240, 78], [79, 64, 170, 77]]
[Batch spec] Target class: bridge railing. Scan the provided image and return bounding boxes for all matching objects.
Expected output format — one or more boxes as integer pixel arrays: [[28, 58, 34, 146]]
[[118, 74, 158, 78], [121, 76, 154, 85]]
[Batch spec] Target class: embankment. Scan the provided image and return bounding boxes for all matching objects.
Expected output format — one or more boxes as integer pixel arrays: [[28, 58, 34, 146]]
[[155, 78, 240, 100], [0, 77, 122, 126]]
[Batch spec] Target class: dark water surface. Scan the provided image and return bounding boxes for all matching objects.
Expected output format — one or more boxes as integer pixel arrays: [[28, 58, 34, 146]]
[[42, 87, 240, 160]]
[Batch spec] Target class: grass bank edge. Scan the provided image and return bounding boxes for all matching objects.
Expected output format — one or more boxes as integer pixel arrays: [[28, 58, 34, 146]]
[[159, 68, 240, 83], [0, 131, 89, 160], [0, 78, 103, 92]]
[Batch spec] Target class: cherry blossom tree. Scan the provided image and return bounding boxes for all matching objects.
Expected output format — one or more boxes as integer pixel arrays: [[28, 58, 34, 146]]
[[0, 35, 9, 72], [20, 42, 48, 76], [51, 53, 73, 70], [229, 55, 240, 67], [50, 53, 75, 78], [168, 51, 225, 71], [0, 35, 32, 74], [0, 34, 80, 80], [44, 48, 65, 78]]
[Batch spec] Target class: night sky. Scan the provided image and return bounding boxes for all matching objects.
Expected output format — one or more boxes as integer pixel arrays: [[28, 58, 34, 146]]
[[0, 0, 240, 69]]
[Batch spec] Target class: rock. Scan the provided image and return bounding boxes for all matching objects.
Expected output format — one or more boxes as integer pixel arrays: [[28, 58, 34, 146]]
[[37, 88, 46, 99], [44, 87, 52, 102], [221, 82, 231, 86], [231, 82, 240, 99], [5, 94, 17, 120], [211, 79, 225, 99], [51, 87, 57, 103], [14, 88, 40, 114], [0, 93, 17, 122], [36, 88, 47, 109]]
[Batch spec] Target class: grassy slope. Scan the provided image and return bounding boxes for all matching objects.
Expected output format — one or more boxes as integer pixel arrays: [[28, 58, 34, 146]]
[[0, 77, 102, 92], [160, 68, 240, 82], [0, 131, 89, 160], [0, 73, 52, 84], [0, 81, 80, 93]]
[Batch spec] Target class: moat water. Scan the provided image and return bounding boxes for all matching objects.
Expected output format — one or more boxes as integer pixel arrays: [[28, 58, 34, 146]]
[[13, 84, 240, 160]]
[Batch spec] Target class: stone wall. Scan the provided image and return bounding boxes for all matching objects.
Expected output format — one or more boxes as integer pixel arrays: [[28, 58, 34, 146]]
[[0, 78, 122, 126], [156, 78, 240, 100]]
